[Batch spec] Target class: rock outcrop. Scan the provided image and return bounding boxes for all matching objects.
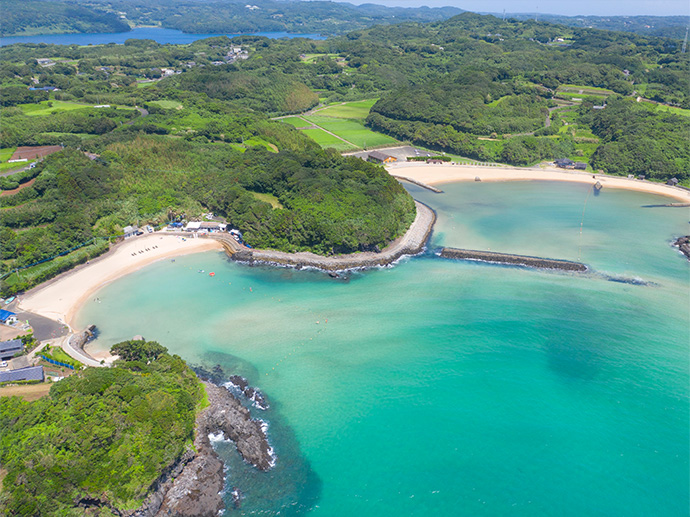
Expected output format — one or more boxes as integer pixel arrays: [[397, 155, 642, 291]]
[[673, 236, 690, 260]]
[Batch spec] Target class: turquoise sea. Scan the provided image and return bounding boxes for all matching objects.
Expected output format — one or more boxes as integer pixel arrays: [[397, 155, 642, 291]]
[[77, 181, 689, 516]]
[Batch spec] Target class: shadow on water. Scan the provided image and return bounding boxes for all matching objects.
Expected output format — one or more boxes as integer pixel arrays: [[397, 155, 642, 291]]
[[193, 350, 322, 515]]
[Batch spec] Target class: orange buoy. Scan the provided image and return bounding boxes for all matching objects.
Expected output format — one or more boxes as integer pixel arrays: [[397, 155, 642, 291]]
[[209, 272, 215, 277]]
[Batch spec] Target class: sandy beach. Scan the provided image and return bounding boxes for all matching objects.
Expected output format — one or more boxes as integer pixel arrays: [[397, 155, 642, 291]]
[[18, 233, 222, 330], [389, 162, 690, 203]]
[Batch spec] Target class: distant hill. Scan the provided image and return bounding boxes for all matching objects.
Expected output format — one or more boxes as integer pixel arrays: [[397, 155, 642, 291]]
[[504, 13, 689, 39], [0, 0, 130, 37]]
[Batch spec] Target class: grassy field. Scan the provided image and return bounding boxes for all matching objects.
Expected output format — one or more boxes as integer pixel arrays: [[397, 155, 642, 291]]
[[279, 116, 311, 128], [642, 102, 690, 117], [303, 116, 398, 149], [557, 84, 616, 95], [244, 137, 278, 153], [0, 148, 17, 162], [251, 192, 284, 209], [301, 128, 358, 151], [150, 100, 183, 110], [19, 100, 92, 116], [314, 99, 378, 119], [0, 161, 33, 173]]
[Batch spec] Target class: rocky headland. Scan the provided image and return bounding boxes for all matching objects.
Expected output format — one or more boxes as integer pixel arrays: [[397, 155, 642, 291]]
[[128, 378, 274, 517]]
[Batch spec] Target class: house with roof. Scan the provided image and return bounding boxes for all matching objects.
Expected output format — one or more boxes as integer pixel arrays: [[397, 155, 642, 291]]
[[123, 225, 138, 239], [0, 339, 23, 360], [0, 310, 17, 325], [667, 177, 679, 186], [0, 365, 44, 383], [574, 162, 587, 170], [554, 158, 575, 169], [367, 151, 397, 164]]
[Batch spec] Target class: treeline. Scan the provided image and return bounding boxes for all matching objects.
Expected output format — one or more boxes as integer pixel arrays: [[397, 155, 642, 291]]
[[0, 0, 130, 37], [0, 340, 204, 515]]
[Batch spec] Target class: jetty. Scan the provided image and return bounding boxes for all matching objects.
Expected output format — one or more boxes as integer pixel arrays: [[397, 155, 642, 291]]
[[391, 175, 443, 193], [439, 248, 587, 272], [210, 201, 436, 271]]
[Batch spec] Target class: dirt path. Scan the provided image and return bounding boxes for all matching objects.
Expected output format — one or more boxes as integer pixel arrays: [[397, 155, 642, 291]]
[[0, 178, 36, 196]]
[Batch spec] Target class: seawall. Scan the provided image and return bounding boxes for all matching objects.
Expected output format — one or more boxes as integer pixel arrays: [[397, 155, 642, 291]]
[[440, 248, 587, 272], [222, 201, 436, 271]]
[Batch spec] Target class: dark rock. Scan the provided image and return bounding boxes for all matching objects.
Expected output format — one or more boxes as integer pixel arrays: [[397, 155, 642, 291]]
[[673, 236, 690, 260], [227, 375, 270, 410]]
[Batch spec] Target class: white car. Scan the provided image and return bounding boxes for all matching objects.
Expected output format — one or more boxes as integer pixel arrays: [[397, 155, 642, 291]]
[[0, 361, 7, 368]]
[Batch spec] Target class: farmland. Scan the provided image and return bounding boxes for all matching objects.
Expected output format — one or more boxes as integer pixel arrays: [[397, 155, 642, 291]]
[[303, 115, 398, 149]]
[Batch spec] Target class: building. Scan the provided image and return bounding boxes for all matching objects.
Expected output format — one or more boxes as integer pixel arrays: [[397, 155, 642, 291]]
[[185, 221, 227, 232], [554, 158, 574, 169], [574, 162, 587, 170], [0, 310, 17, 325], [123, 225, 138, 239], [667, 177, 679, 186], [426, 158, 444, 164], [0, 339, 23, 360], [0, 366, 44, 383], [367, 151, 397, 164]]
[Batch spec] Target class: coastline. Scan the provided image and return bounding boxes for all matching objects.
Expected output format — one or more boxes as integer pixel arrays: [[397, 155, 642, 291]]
[[231, 200, 436, 271], [388, 162, 690, 203], [17, 234, 222, 331]]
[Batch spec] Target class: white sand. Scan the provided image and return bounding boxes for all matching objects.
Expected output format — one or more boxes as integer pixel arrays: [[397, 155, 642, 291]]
[[18, 233, 222, 329], [389, 162, 690, 203]]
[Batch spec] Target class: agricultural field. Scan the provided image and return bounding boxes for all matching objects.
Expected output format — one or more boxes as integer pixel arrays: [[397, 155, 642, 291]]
[[300, 128, 357, 151], [244, 137, 278, 152], [19, 100, 92, 116], [279, 116, 310, 128], [314, 99, 378, 119], [303, 115, 398, 149], [0, 148, 17, 162], [642, 102, 690, 117], [557, 84, 616, 96]]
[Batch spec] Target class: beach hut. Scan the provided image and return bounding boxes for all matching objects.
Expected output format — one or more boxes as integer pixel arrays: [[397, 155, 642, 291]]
[[367, 151, 397, 164], [667, 178, 679, 186], [123, 225, 138, 239]]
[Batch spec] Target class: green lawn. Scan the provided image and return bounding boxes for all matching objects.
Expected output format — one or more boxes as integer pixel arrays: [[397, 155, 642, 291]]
[[643, 102, 690, 117], [244, 137, 278, 153], [0, 161, 32, 173], [314, 99, 378, 119], [303, 116, 398, 149], [149, 100, 183, 110], [39, 132, 99, 140], [279, 116, 311, 128], [19, 100, 92, 116], [136, 81, 157, 88], [300, 128, 358, 151]]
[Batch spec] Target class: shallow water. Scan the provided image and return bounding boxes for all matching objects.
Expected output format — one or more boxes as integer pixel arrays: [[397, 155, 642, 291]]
[[77, 181, 689, 516]]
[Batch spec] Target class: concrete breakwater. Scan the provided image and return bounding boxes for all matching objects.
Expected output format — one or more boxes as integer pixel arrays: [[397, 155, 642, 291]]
[[220, 201, 436, 271], [391, 175, 443, 193], [440, 248, 587, 272]]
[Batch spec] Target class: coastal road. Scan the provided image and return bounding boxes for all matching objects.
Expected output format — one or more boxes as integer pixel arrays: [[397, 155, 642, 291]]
[[61, 335, 105, 368]]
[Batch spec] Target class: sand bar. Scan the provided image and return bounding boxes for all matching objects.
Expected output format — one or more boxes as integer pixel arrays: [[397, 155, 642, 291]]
[[18, 233, 222, 329], [389, 162, 690, 203]]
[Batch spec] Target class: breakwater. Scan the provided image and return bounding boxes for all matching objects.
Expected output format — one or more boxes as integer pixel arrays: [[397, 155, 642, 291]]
[[218, 201, 436, 271], [391, 175, 443, 193], [440, 248, 587, 272]]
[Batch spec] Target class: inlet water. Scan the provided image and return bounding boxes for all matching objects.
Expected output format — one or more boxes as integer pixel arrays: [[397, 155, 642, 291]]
[[77, 181, 690, 516]]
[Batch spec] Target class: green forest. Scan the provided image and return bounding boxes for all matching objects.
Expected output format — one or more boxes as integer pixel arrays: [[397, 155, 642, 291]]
[[0, 340, 204, 516], [0, 11, 688, 294]]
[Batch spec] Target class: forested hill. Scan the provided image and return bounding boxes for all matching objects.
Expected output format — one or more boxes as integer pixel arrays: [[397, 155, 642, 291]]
[[0, 340, 204, 515], [0, 0, 130, 37]]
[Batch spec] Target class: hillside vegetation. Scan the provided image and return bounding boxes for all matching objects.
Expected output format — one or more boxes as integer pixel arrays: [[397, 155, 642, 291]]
[[0, 340, 204, 515]]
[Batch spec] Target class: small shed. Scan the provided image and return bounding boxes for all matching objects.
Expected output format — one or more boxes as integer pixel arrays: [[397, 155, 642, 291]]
[[123, 225, 138, 239], [0, 310, 17, 325], [367, 151, 397, 164], [185, 221, 202, 232], [574, 162, 587, 170], [0, 339, 23, 360], [667, 177, 679, 186], [426, 158, 444, 164]]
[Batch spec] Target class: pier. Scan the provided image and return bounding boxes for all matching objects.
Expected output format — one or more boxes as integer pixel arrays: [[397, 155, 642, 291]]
[[439, 248, 587, 272]]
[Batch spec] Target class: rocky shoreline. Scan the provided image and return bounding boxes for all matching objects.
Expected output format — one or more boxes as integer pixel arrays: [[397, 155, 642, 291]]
[[229, 200, 435, 271], [127, 378, 274, 516], [673, 236, 690, 260]]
